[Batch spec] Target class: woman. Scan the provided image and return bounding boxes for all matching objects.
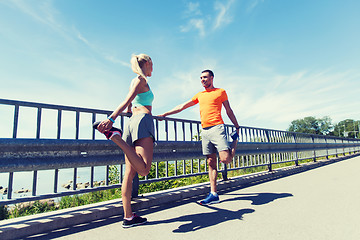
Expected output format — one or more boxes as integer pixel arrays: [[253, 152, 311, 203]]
[[94, 53, 154, 228]]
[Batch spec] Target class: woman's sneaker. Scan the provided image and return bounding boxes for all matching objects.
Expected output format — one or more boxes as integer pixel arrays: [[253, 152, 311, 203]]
[[93, 121, 122, 140], [122, 214, 147, 228], [199, 193, 220, 205]]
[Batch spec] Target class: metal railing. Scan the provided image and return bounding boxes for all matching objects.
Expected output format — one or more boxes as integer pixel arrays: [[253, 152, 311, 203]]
[[1, 98, 360, 205]]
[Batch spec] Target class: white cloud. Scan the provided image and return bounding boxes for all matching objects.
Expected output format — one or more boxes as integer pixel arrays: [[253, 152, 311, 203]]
[[227, 69, 360, 130], [0, 1, 131, 109], [104, 55, 131, 68], [7, 0, 74, 42], [74, 28, 130, 68], [247, 0, 265, 12], [180, 0, 236, 37], [213, 0, 235, 30], [76, 32, 90, 46], [6, 0, 129, 69], [180, 18, 206, 37], [9, 0, 55, 26], [183, 2, 202, 17]]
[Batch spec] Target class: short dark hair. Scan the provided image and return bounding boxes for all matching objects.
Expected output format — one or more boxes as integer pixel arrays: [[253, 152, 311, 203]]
[[201, 69, 214, 77]]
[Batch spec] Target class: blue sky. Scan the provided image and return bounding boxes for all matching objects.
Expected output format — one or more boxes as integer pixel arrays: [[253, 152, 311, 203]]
[[0, 0, 359, 131]]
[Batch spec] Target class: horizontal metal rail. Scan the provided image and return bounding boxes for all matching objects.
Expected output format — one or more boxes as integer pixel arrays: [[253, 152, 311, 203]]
[[0, 140, 203, 172]]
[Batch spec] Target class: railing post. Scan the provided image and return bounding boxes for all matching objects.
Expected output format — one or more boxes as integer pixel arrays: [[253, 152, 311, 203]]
[[91, 112, 95, 140], [155, 119, 159, 141], [73, 168, 77, 190], [54, 169, 59, 193], [174, 121, 177, 141], [131, 173, 139, 198], [155, 162, 159, 178], [13, 104, 19, 138], [268, 154, 273, 172], [311, 135, 317, 162], [120, 164, 124, 184], [7, 172, 14, 200], [292, 133, 299, 166], [58, 110, 62, 139], [265, 130, 273, 171], [175, 160, 178, 176], [32, 171, 38, 196], [166, 161, 169, 177], [335, 138, 339, 158], [165, 119, 169, 141], [75, 111, 80, 140], [197, 123, 200, 141], [222, 162, 228, 181], [182, 121, 185, 141], [36, 107, 42, 139], [190, 123, 193, 142], [352, 140, 356, 154]]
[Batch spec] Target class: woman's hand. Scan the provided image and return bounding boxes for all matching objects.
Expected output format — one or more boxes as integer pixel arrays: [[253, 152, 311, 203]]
[[97, 119, 113, 133]]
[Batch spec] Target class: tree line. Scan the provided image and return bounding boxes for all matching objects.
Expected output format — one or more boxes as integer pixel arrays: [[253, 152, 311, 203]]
[[287, 116, 360, 138]]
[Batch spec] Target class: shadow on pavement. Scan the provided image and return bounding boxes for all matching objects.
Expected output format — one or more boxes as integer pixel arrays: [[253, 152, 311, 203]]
[[148, 206, 255, 233], [22, 191, 292, 238], [221, 192, 293, 205], [147, 192, 292, 233]]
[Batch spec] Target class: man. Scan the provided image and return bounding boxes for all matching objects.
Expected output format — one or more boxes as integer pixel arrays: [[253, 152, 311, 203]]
[[159, 70, 240, 205]]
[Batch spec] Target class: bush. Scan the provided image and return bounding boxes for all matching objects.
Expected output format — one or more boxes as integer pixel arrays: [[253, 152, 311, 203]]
[[0, 205, 9, 220], [8, 201, 55, 219]]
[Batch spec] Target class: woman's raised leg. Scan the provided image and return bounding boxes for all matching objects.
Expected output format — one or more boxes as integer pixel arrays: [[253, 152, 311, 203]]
[[110, 135, 153, 176]]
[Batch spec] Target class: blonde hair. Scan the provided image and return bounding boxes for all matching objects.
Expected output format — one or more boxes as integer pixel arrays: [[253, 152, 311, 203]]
[[131, 54, 152, 81]]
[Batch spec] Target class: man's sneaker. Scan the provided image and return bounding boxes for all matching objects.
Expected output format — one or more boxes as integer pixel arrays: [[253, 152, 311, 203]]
[[93, 121, 122, 140], [199, 193, 220, 205], [230, 130, 239, 141], [122, 214, 147, 228]]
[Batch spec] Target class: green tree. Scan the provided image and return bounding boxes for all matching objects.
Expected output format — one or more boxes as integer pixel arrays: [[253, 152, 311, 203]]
[[288, 116, 333, 135], [318, 116, 334, 135], [333, 119, 359, 138]]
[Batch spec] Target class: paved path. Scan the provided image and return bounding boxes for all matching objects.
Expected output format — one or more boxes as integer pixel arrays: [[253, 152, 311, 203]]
[[22, 156, 360, 240]]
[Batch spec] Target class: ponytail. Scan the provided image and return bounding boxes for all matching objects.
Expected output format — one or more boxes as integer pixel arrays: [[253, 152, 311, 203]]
[[131, 54, 151, 81]]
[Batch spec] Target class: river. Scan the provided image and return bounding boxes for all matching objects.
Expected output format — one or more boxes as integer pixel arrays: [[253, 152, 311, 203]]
[[0, 166, 113, 201]]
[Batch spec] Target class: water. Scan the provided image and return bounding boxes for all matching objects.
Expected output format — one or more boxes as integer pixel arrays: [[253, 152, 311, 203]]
[[0, 166, 113, 201]]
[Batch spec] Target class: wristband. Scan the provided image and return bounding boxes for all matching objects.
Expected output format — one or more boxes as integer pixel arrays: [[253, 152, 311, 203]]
[[107, 116, 115, 123]]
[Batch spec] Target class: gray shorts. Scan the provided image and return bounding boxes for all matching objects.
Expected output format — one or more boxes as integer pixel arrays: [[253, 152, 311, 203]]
[[123, 113, 155, 146], [201, 124, 230, 156]]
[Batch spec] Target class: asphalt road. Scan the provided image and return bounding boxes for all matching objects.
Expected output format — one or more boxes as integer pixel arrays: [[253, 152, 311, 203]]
[[25, 156, 360, 240]]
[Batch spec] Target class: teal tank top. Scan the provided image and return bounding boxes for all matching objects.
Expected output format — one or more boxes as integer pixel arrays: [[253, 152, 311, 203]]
[[132, 87, 154, 107]]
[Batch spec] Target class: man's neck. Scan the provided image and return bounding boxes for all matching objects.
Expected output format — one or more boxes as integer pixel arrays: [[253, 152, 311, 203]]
[[204, 85, 215, 91]]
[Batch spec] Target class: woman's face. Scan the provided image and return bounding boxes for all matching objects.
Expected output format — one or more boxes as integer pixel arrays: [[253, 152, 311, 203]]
[[144, 59, 153, 77]]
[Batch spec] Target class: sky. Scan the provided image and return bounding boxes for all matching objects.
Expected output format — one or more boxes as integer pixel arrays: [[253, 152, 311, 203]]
[[0, 0, 359, 132]]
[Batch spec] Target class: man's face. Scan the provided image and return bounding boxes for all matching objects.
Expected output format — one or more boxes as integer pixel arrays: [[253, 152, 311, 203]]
[[200, 72, 213, 89]]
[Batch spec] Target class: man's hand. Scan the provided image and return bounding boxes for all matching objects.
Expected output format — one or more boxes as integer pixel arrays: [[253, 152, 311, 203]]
[[157, 114, 166, 121]]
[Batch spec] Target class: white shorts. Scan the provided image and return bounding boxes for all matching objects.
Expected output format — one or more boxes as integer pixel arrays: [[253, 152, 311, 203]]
[[201, 124, 230, 156]]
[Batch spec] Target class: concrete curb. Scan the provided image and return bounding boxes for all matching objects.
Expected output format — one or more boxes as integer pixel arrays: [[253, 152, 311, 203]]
[[0, 155, 357, 240]]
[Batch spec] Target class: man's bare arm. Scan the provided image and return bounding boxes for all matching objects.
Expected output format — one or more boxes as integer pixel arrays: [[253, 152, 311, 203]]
[[158, 100, 196, 118], [223, 100, 240, 130]]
